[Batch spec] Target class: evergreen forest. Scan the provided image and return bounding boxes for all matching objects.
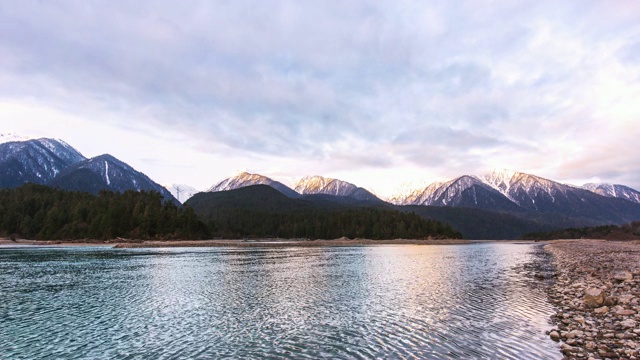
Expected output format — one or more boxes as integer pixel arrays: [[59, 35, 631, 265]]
[[0, 184, 463, 241], [0, 184, 209, 240], [522, 221, 640, 240]]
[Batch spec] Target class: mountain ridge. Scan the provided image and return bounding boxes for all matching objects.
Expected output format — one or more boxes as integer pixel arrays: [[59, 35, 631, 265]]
[[0, 137, 178, 204], [51, 154, 177, 204], [294, 175, 382, 202]]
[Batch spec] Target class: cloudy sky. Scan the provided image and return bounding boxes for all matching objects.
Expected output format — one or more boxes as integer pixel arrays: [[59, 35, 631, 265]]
[[1, 1, 640, 197]]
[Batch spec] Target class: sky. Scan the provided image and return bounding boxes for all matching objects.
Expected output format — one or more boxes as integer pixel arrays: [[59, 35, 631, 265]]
[[1, 1, 640, 198]]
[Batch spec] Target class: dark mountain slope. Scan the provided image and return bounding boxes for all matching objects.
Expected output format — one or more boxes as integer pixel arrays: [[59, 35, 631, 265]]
[[50, 154, 178, 204], [0, 138, 85, 188]]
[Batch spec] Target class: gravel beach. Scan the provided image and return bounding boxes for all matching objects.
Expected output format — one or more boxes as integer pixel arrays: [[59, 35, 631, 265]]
[[545, 240, 640, 360]]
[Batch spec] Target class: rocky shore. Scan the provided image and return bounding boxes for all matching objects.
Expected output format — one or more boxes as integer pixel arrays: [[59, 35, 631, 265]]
[[545, 240, 640, 359]]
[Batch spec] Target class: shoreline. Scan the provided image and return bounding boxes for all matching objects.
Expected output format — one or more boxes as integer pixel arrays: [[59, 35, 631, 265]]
[[544, 239, 640, 359], [0, 238, 544, 248]]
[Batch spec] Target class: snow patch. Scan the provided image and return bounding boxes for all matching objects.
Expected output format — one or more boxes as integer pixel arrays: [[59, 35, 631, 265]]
[[105, 161, 110, 185], [0, 133, 30, 144]]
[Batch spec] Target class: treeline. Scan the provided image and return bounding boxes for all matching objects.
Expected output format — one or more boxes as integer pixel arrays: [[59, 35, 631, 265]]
[[0, 184, 209, 240], [522, 221, 640, 240], [204, 208, 463, 240], [0, 184, 463, 241]]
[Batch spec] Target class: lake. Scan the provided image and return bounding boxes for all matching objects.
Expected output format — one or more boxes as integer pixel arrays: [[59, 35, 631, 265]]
[[0, 243, 560, 359]]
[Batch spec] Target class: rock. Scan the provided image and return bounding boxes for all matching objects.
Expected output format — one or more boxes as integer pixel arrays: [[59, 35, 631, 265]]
[[584, 287, 605, 308], [534, 273, 545, 280], [618, 294, 635, 304], [621, 319, 637, 329], [561, 343, 574, 353], [604, 296, 617, 306], [613, 271, 633, 282], [616, 308, 636, 316], [568, 329, 584, 339], [545, 241, 640, 360]]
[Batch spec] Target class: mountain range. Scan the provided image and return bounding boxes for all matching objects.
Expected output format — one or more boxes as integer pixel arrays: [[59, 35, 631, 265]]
[[3, 135, 640, 239], [202, 170, 640, 238], [0, 136, 177, 204]]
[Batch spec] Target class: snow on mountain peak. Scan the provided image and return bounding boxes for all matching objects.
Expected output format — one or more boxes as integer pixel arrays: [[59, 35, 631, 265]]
[[0, 133, 31, 144], [207, 172, 300, 198], [293, 175, 381, 201], [295, 175, 336, 193], [165, 184, 200, 203], [582, 183, 640, 204], [208, 172, 273, 192]]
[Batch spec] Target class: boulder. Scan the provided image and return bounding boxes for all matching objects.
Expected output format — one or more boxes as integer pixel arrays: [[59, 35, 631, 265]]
[[584, 287, 605, 308]]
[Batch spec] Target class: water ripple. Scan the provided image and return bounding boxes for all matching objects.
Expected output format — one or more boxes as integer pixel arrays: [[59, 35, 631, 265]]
[[0, 244, 560, 359]]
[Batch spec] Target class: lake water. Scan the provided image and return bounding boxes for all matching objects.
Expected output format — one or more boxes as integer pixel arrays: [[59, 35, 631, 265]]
[[0, 243, 560, 359]]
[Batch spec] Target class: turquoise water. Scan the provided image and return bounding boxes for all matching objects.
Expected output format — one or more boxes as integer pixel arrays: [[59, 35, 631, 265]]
[[0, 244, 560, 359]]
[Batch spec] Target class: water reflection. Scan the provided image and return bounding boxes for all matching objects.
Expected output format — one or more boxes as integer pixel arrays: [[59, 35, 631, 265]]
[[0, 244, 560, 359]]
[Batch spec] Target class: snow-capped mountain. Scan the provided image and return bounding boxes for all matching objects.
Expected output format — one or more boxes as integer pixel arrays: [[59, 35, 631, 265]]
[[0, 137, 179, 204], [294, 175, 380, 201], [0, 138, 86, 188], [394, 169, 640, 225], [582, 183, 640, 204], [397, 175, 522, 212], [208, 172, 300, 198], [166, 184, 200, 203], [482, 169, 579, 211], [387, 180, 431, 205], [51, 154, 178, 203]]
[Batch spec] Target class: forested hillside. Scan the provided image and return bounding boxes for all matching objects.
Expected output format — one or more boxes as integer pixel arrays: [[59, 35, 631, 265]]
[[0, 184, 209, 240], [522, 221, 640, 240], [186, 185, 462, 239]]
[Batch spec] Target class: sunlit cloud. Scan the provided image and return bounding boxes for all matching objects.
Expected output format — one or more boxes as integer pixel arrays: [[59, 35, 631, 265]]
[[1, 1, 640, 197]]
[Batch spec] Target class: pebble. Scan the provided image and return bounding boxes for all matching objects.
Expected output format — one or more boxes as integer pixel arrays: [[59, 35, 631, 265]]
[[545, 240, 640, 359]]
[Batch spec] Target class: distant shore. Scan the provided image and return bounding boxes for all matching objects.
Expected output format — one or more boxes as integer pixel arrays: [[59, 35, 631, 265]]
[[0, 238, 543, 248]]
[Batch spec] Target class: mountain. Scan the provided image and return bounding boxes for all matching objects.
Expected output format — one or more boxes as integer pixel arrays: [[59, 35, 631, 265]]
[[207, 172, 300, 198], [391, 169, 640, 229], [0, 138, 86, 188], [482, 169, 640, 223], [396, 175, 523, 212], [400, 205, 555, 240], [166, 184, 200, 203], [50, 154, 178, 204], [294, 175, 382, 202], [582, 183, 640, 204], [483, 169, 586, 211], [186, 185, 462, 239]]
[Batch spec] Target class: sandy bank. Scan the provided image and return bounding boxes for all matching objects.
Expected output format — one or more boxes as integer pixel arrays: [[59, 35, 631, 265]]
[[113, 238, 480, 248], [545, 239, 640, 359]]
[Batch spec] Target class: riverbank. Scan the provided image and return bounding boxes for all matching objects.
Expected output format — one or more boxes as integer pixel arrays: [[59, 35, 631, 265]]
[[545, 240, 640, 359], [0, 237, 486, 248]]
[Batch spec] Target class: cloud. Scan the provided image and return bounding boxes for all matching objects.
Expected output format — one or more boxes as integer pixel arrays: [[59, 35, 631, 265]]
[[1, 0, 640, 194]]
